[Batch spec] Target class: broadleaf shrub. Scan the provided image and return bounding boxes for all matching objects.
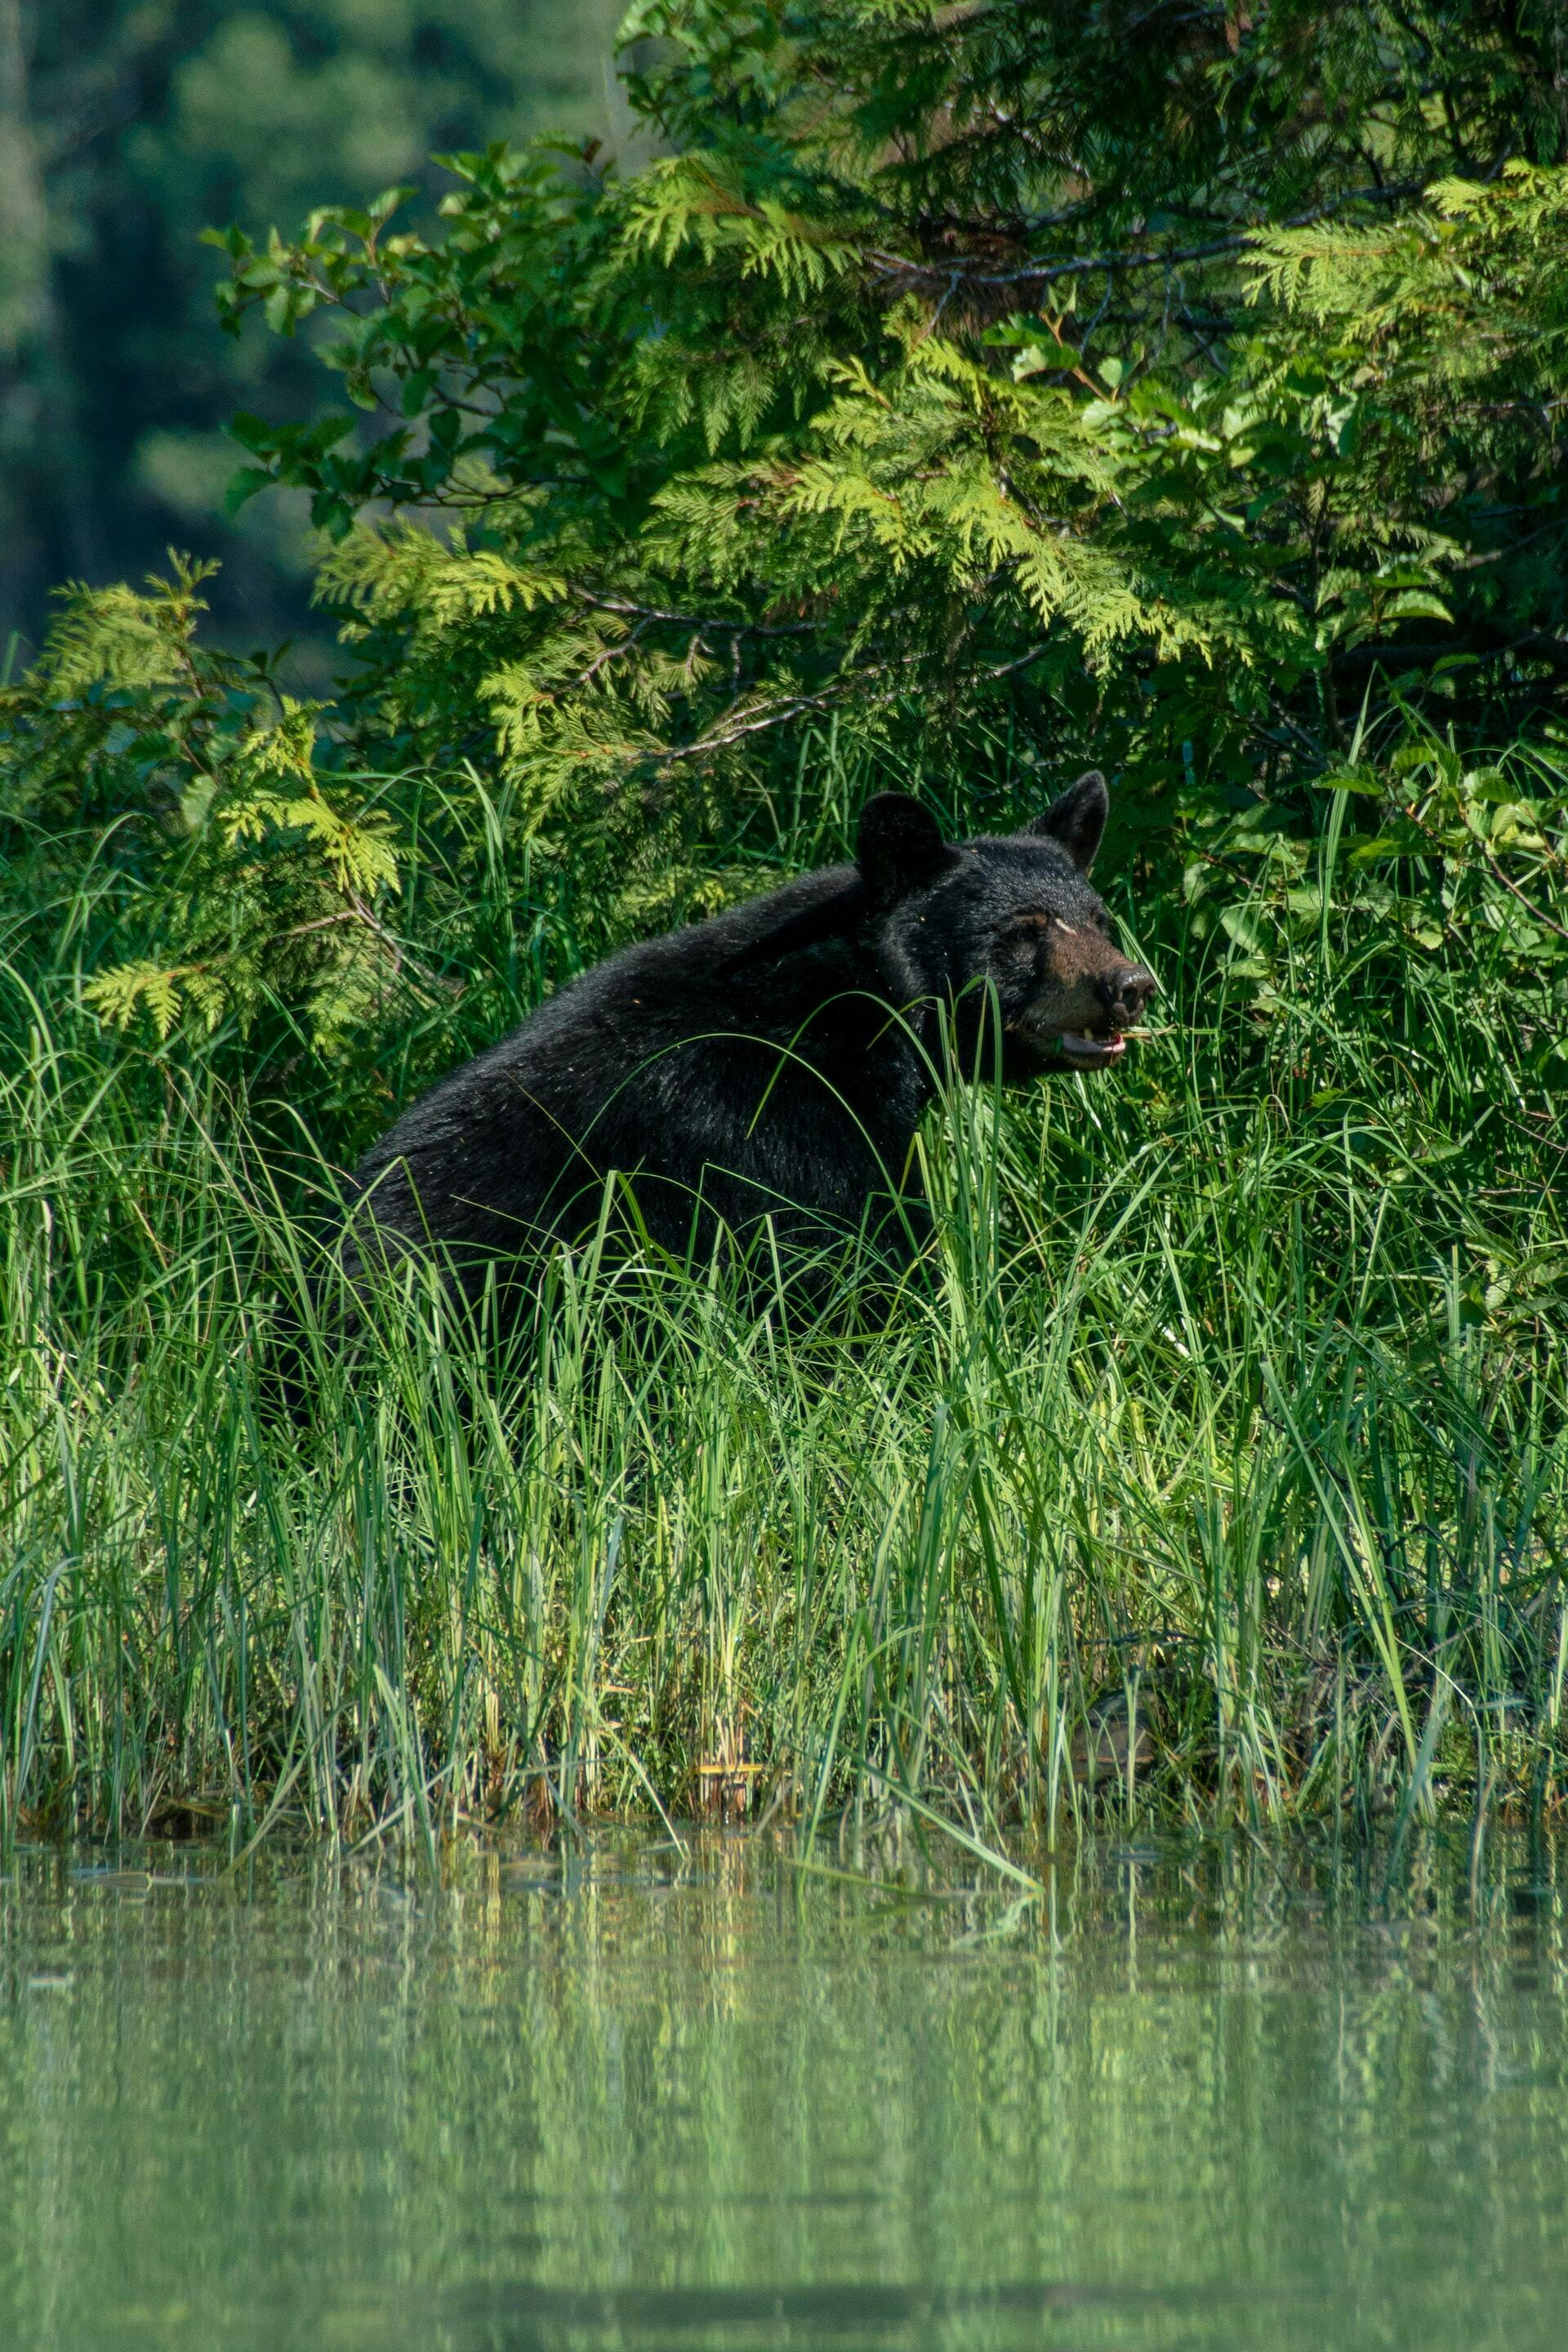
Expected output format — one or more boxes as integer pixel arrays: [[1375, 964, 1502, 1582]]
[[2, 1, 1566, 1084]]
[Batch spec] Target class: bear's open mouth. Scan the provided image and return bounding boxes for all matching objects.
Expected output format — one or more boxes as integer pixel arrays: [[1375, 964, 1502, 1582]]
[[1058, 1030, 1125, 1066]]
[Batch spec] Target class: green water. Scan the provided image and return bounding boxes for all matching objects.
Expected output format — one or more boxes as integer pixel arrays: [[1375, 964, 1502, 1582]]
[[2, 1833, 1565, 2350]]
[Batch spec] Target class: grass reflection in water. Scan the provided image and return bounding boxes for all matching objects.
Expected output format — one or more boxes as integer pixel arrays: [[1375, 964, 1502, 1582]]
[[2, 1829, 1566, 2352]]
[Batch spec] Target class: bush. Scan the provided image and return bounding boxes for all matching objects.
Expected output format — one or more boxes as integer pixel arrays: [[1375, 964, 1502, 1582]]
[[5, 2, 1567, 1068]]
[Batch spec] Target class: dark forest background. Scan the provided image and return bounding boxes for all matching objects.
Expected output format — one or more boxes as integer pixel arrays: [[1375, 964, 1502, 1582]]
[[0, 1, 625, 669]]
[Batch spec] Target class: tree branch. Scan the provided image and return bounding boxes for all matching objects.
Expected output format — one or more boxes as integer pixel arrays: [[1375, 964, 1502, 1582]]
[[867, 179, 1430, 299]]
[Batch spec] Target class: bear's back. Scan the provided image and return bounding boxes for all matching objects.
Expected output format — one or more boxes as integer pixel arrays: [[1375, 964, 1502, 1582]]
[[345, 863, 880, 1263]]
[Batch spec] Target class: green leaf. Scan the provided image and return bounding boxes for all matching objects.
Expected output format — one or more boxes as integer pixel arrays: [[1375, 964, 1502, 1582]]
[[224, 466, 275, 517], [1220, 906, 1269, 954]]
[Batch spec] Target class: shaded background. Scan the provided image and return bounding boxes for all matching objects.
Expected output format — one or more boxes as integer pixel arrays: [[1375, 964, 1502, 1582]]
[[0, 2, 626, 670]]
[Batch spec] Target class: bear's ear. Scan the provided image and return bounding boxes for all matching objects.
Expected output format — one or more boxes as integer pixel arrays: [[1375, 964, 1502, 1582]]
[[1027, 769, 1109, 871], [857, 792, 952, 911]]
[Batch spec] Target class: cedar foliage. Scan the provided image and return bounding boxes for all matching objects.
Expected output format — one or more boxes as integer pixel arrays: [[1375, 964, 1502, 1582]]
[[3, 0, 1567, 1075]]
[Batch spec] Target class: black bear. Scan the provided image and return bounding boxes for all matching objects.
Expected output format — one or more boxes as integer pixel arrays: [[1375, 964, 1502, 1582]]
[[342, 773, 1155, 1321]]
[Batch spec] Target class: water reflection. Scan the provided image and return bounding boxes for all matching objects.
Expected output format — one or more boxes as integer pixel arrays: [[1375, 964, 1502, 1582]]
[[1, 1830, 1564, 2350]]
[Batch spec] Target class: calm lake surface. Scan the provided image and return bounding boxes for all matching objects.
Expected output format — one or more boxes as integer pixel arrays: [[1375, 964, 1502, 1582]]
[[2, 1829, 1565, 2350]]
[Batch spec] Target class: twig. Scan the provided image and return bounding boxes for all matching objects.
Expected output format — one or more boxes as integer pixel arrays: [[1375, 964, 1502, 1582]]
[[658, 639, 1053, 764], [577, 593, 823, 638], [572, 618, 649, 692], [1396, 800, 1568, 948], [865, 180, 1429, 297], [278, 902, 452, 987]]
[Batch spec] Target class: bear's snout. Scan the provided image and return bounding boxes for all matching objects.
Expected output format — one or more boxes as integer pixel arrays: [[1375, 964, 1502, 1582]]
[[1096, 964, 1157, 1027]]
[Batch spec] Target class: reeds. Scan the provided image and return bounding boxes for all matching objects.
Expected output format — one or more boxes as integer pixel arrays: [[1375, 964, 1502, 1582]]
[[2, 760, 1565, 1854]]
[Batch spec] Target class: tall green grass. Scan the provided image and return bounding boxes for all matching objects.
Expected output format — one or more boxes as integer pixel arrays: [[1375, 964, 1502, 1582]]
[[2, 746, 1566, 1853]]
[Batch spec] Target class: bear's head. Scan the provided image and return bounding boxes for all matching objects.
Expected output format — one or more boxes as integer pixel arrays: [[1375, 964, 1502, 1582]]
[[858, 776, 1156, 1072]]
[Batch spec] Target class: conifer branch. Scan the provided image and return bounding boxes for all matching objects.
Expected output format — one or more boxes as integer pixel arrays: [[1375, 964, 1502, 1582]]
[[866, 180, 1431, 298]]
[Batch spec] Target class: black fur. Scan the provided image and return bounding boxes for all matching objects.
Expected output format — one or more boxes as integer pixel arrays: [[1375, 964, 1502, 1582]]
[[341, 780, 1153, 1320]]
